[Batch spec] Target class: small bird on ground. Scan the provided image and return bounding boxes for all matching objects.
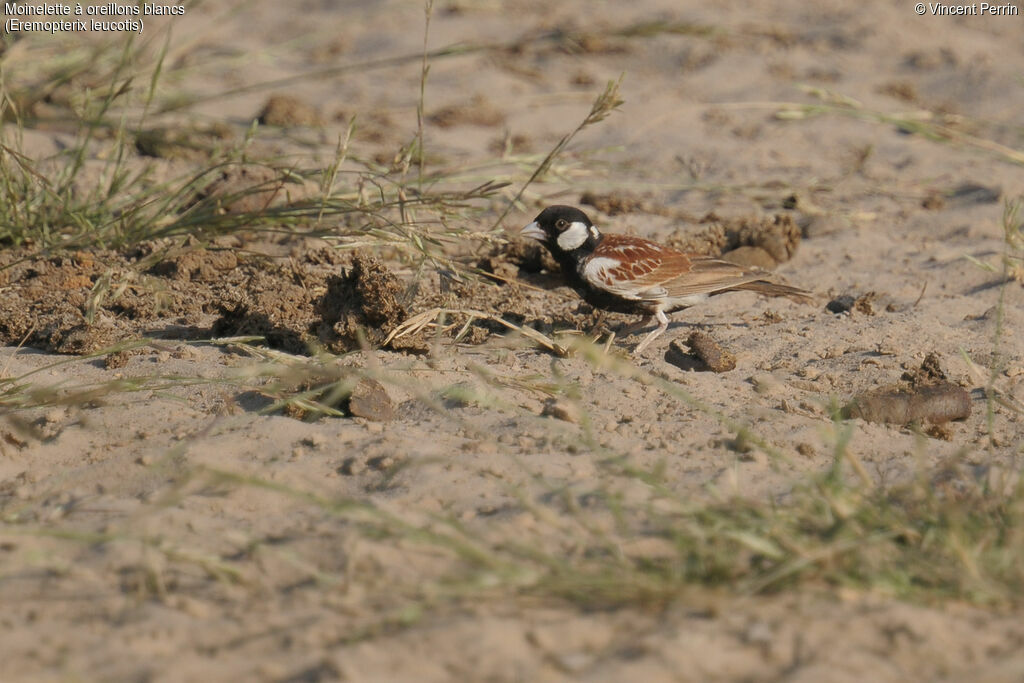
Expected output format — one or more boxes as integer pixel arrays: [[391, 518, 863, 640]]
[[521, 205, 812, 353]]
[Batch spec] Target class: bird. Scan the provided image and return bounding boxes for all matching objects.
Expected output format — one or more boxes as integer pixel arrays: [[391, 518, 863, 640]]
[[520, 205, 812, 354]]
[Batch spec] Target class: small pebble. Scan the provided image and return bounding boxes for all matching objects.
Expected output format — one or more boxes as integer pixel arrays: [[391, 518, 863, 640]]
[[302, 433, 327, 449], [338, 457, 365, 476], [797, 367, 820, 380], [367, 455, 395, 471], [171, 345, 197, 360], [826, 295, 855, 314]]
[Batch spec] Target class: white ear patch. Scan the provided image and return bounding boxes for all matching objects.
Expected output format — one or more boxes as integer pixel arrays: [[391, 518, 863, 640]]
[[556, 221, 590, 250]]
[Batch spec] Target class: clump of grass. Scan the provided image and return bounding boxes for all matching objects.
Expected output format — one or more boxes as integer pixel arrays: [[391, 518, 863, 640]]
[[775, 85, 1024, 167], [0, 28, 506, 259], [960, 198, 1024, 442], [981, 197, 1024, 441], [0, 123, 508, 256], [1003, 196, 1024, 283]]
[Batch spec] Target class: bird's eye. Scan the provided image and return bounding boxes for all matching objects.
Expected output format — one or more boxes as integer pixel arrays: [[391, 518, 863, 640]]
[[555, 219, 568, 230]]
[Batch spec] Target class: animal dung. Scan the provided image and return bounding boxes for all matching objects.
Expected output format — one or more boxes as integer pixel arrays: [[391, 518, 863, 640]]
[[686, 331, 737, 373], [666, 332, 737, 373], [843, 382, 970, 425]]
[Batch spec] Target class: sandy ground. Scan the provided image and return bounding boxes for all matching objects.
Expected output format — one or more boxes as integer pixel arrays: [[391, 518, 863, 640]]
[[2, 0, 1024, 680]]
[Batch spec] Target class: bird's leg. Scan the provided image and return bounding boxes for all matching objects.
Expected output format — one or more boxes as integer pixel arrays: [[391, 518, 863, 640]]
[[633, 309, 669, 354], [617, 315, 652, 338]]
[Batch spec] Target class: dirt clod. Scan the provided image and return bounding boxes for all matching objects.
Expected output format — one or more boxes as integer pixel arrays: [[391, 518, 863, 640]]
[[541, 398, 581, 423], [257, 94, 323, 127], [732, 215, 801, 264], [854, 292, 878, 315], [667, 214, 802, 265], [213, 266, 318, 354], [579, 191, 647, 216], [668, 222, 731, 256], [902, 352, 947, 387], [104, 349, 142, 369], [153, 249, 239, 282], [347, 378, 394, 421], [720, 245, 778, 270], [0, 250, 130, 353], [317, 253, 423, 353]]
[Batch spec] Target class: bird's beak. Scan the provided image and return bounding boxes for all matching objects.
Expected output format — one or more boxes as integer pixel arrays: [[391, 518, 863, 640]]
[[520, 221, 545, 242]]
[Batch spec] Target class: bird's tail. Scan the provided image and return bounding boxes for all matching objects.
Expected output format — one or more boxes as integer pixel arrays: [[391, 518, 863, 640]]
[[733, 280, 813, 304]]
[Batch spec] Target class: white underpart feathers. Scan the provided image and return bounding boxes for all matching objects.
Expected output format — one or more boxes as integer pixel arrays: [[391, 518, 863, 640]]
[[583, 257, 639, 299]]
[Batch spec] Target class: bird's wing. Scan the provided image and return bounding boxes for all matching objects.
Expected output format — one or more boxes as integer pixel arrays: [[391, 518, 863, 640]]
[[587, 235, 764, 301], [583, 235, 679, 300], [658, 255, 766, 298]]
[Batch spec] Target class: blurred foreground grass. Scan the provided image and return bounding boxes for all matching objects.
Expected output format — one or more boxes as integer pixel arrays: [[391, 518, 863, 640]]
[[1, 334, 1022, 617]]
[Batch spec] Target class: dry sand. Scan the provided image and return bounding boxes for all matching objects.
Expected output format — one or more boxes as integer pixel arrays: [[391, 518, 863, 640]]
[[2, 0, 1023, 680]]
